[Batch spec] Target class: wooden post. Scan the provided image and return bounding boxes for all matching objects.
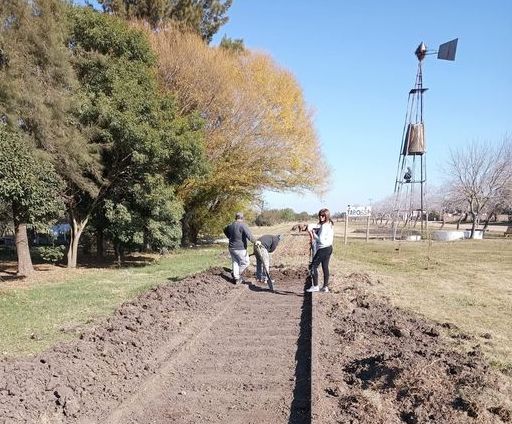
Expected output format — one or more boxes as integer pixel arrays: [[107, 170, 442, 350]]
[[344, 214, 348, 245], [366, 214, 370, 242]]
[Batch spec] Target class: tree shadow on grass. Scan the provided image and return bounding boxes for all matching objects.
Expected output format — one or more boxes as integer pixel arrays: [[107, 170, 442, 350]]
[[0, 272, 26, 283], [166, 266, 234, 283], [74, 253, 158, 269]]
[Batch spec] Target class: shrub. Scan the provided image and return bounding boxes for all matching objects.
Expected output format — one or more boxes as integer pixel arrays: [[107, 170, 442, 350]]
[[255, 214, 273, 226], [35, 246, 65, 264]]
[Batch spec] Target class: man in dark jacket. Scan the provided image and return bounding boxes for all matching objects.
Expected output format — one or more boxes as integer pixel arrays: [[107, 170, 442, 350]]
[[254, 234, 282, 290], [223, 212, 259, 284]]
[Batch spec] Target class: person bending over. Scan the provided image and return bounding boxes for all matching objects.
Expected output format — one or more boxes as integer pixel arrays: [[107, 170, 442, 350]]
[[254, 234, 282, 289]]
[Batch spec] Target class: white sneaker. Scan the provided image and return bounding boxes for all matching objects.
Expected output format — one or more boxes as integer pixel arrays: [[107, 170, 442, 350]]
[[320, 286, 329, 293], [306, 285, 319, 292]]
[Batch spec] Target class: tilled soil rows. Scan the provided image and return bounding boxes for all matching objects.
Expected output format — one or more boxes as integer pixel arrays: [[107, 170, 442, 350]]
[[1, 267, 511, 423]]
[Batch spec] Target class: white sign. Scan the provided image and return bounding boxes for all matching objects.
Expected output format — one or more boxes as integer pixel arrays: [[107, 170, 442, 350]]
[[347, 205, 372, 217]]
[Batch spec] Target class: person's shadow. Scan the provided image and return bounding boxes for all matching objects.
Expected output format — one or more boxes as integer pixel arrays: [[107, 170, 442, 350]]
[[220, 267, 304, 297], [247, 282, 272, 292]]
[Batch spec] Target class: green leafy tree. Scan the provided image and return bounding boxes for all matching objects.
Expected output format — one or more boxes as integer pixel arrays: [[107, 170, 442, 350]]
[[0, 0, 99, 192], [296, 211, 311, 222], [98, 0, 232, 41], [104, 200, 140, 266], [0, 0, 103, 270], [254, 208, 298, 227], [279, 208, 296, 222], [99, 173, 185, 263], [0, 127, 64, 276], [131, 174, 184, 250], [35, 246, 66, 264], [0, 202, 12, 238], [219, 35, 244, 53], [66, 8, 205, 265]]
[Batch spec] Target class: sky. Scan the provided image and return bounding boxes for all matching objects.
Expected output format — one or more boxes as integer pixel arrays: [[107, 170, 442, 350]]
[[209, 0, 511, 214], [79, 1, 511, 214]]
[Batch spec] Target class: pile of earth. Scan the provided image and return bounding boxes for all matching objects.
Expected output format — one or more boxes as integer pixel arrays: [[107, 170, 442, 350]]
[[313, 272, 512, 423]]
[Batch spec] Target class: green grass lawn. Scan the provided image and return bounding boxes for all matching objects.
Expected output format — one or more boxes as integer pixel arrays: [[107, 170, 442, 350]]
[[0, 246, 226, 358]]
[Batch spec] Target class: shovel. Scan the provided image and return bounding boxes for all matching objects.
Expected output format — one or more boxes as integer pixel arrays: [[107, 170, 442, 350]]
[[306, 242, 315, 285]]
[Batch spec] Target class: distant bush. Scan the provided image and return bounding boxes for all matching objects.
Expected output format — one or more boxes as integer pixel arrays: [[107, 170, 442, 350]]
[[428, 211, 441, 221], [255, 214, 274, 226], [254, 208, 315, 226], [35, 246, 65, 264]]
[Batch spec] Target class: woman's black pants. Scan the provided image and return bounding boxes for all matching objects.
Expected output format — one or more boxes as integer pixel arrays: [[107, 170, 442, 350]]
[[310, 245, 333, 287]]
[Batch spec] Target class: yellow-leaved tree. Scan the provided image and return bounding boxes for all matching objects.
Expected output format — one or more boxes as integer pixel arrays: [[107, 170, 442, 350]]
[[148, 26, 330, 243]]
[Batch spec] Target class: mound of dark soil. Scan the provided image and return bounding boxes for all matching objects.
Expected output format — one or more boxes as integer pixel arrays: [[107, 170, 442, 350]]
[[313, 272, 512, 423], [0, 268, 236, 423]]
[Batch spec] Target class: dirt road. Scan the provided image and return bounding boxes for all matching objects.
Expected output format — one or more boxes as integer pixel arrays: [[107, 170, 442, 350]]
[[104, 271, 311, 424]]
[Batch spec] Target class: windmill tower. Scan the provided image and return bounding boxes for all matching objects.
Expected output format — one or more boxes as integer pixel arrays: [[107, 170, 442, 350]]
[[392, 39, 458, 240]]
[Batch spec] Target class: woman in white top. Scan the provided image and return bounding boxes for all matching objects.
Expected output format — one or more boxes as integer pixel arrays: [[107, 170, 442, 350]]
[[306, 208, 334, 293]]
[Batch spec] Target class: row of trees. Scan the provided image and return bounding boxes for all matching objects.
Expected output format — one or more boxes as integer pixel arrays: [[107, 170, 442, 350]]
[[443, 138, 512, 235], [253, 208, 312, 227], [0, 1, 329, 275], [371, 138, 512, 237]]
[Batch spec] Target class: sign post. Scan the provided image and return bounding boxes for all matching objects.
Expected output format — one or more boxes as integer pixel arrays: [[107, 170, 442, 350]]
[[344, 210, 349, 245], [346, 205, 372, 244]]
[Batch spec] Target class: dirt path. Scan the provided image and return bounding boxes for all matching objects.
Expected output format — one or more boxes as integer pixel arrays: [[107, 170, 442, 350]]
[[104, 275, 311, 424]]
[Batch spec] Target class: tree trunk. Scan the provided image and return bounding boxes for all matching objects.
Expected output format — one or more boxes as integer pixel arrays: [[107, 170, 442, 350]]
[[181, 214, 193, 247], [190, 226, 199, 245], [470, 211, 477, 239], [142, 228, 150, 252], [67, 211, 88, 268], [113, 241, 122, 267], [456, 213, 466, 230], [482, 211, 496, 231], [15, 221, 34, 277], [96, 228, 104, 258], [412, 214, 419, 228]]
